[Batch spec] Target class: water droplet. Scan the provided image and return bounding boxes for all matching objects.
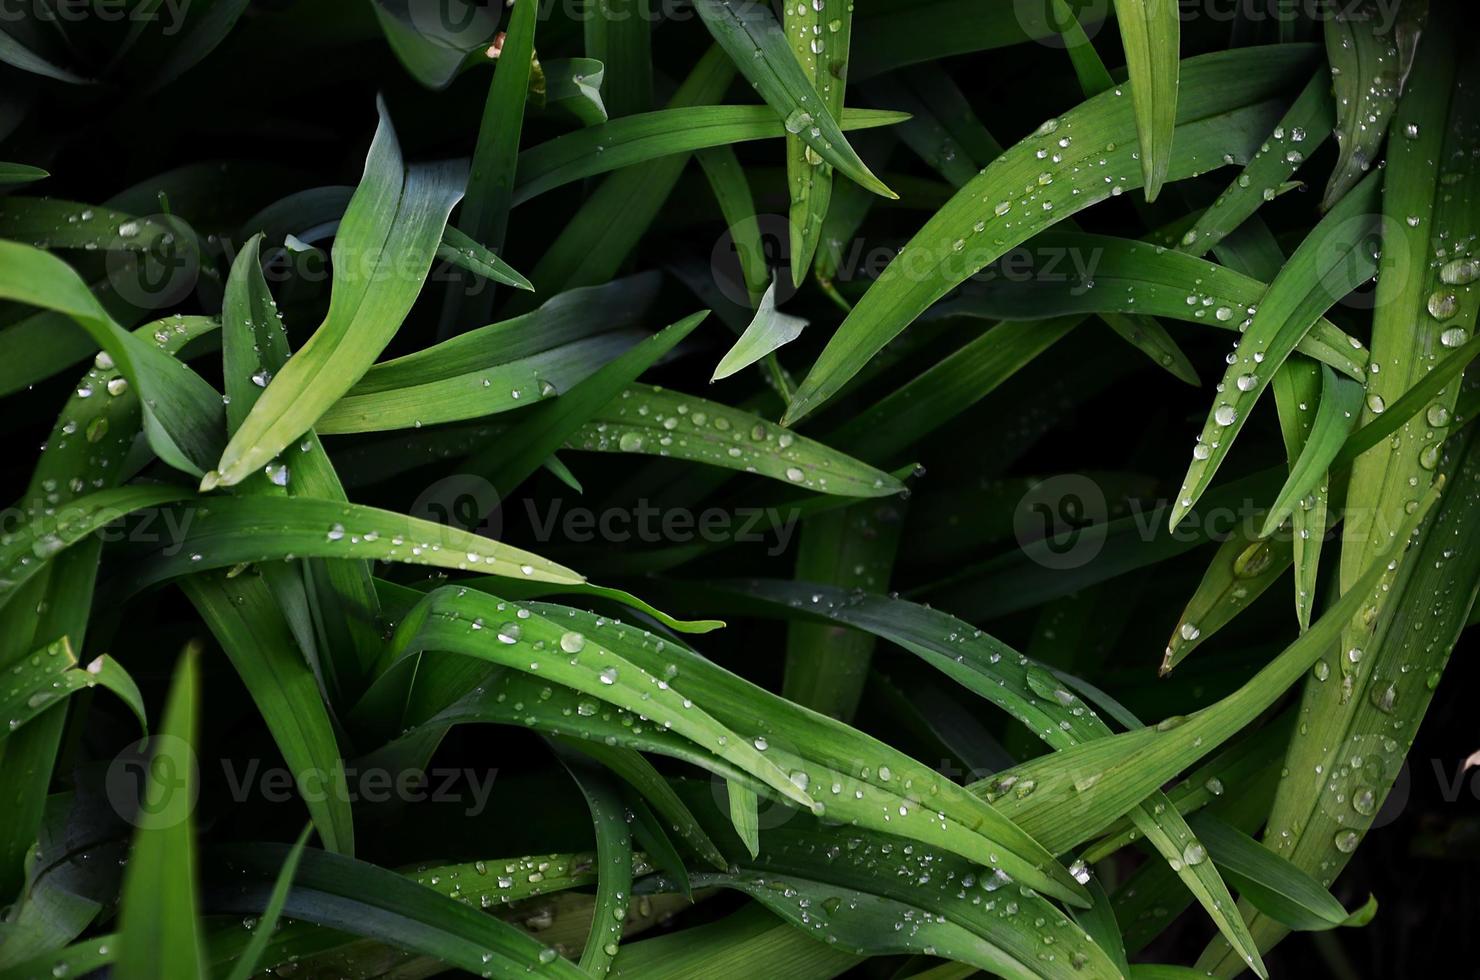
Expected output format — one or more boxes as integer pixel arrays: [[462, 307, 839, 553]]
[[784, 109, 814, 134], [1440, 258, 1480, 285], [1427, 289, 1459, 320]]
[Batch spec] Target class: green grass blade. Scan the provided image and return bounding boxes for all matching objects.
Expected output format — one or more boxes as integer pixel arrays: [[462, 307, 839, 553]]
[[369, 0, 494, 89], [0, 240, 224, 475], [555, 739, 727, 871], [208, 100, 463, 488], [0, 485, 192, 609], [665, 810, 1119, 978], [473, 311, 708, 496], [512, 106, 905, 206], [114, 494, 583, 591], [513, 47, 736, 301], [1270, 360, 1330, 629], [0, 315, 212, 895], [115, 646, 206, 980], [695, 146, 771, 307], [0, 639, 144, 740], [829, 316, 1083, 462], [691, 0, 893, 199], [1262, 365, 1364, 535], [1331, 327, 1480, 469], [554, 749, 633, 978], [980, 484, 1439, 853], [932, 231, 1367, 379], [1320, 0, 1411, 210], [862, 67, 1192, 386], [724, 580, 1264, 972], [782, 502, 904, 721], [864, 65, 1002, 187], [712, 279, 807, 381], [1182, 71, 1333, 255], [608, 904, 858, 979], [444, 0, 536, 328], [568, 383, 904, 496], [782, 0, 852, 281], [0, 30, 89, 83], [1100, 312, 1200, 386], [438, 225, 534, 291], [208, 843, 587, 977], [1188, 814, 1371, 932], [848, 0, 1109, 80], [1111, 0, 1180, 201], [0, 163, 47, 186], [725, 780, 761, 858], [181, 572, 354, 855], [425, 599, 1088, 905], [318, 272, 657, 433], [1169, 170, 1383, 530], [318, 332, 635, 433], [222, 826, 311, 980], [1051, 0, 1115, 95], [584, 0, 652, 118], [1198, 35, 1480, 971], [1201, 440, 1477, 971], [537, 58, 609, 125], [1211, 219, 1332, 628], [222, 231, 385, 700], [690, 870, 1060, 977], [1160, 520, 1295, 675], [380, 586, 818, 811], [783, 44, 1318, 423]]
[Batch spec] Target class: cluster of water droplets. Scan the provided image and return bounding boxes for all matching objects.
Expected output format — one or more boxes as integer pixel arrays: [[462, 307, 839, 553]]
[[577, 386, 845, 489]]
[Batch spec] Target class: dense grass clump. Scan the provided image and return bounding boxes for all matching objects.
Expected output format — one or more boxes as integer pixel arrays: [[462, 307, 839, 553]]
[[0, 0, 1476, 977]]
